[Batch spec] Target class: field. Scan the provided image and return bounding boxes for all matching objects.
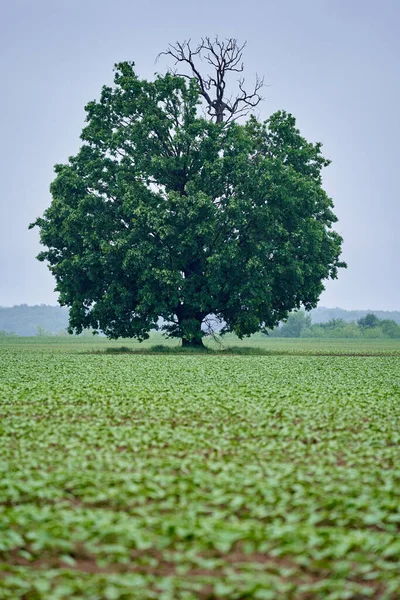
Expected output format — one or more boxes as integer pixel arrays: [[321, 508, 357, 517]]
[[1, 336, 400, 599]]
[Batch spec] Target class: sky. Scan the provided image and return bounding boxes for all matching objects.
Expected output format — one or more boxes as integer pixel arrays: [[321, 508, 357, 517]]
[[0, 0, 399, 310]]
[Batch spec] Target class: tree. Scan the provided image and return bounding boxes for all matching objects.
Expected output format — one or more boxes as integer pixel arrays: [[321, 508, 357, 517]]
[[30, 38, 346, 347], [357, 313, 380, 329], [272, 311, 312, 338], [379, 319, 400, 339], [319, 318, 347, 330]]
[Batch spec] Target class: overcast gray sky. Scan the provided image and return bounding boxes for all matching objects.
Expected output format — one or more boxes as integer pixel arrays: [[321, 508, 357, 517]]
[[0, 0, 398, 310]]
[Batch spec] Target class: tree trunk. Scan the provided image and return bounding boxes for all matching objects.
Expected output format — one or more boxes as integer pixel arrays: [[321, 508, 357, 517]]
[[181, 336, 205, 349], [178, 312, 206, 349]]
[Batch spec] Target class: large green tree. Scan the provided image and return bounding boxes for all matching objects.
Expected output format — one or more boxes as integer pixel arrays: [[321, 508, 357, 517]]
[[31, 38, 346, 346]]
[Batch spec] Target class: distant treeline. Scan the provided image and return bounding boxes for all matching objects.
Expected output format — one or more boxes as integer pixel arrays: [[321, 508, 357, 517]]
[[309, 306, 400, 325], [268, 311, 400, 339], [1, 304, 400, 338]]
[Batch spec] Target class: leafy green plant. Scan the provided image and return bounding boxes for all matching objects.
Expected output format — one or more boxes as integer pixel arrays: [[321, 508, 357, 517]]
[[0, 337, 400, 598]]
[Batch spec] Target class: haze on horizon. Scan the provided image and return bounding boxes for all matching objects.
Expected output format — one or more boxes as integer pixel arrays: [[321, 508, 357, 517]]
[[0, 0, 398, 311]]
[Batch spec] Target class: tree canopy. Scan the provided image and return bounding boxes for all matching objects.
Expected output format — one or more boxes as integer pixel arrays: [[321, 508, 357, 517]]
[[30, 39, 346, 346]]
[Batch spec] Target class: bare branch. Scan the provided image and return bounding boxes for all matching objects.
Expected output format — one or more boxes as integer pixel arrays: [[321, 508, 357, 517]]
[[158, 37, 265, 123]]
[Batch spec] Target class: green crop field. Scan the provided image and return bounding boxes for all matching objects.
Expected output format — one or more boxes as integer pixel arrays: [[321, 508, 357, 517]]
[[1, 337, 400, 599]]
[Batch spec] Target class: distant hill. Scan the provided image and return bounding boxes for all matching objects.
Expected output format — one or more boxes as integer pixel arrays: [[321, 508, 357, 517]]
[[0, 304, 69, 336], [1, 304, 399, 336]]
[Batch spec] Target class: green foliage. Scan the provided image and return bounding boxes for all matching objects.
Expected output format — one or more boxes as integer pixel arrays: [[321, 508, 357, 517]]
[[269, 311, 312, 338], [0, 339, 400, 598], [0, 330, 16, 338], [36, 324, 52, 337], [305, 320, 362, 339], [379, 319, 400, 338], [358, 313, 381, 329], [311, 306, 400, 325], [30, 61, 345, 345], [270, 312, 400, 339]]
